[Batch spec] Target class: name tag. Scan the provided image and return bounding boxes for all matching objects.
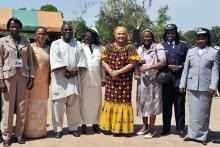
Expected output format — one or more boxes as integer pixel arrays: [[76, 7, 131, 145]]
[[12, 59, 23, 67]]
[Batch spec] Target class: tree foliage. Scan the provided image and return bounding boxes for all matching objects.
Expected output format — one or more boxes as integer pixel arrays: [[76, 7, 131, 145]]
[[96, 0, 152, 44], [72, 18, 88, 41], [152, 5, 170, 42], [181, 29, 197, 47], [40, 4, 58, 12], [210, 26, 220, 46]]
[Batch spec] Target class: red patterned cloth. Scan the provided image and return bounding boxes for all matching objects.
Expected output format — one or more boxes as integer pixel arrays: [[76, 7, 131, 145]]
[[101, 43, 139, 103]]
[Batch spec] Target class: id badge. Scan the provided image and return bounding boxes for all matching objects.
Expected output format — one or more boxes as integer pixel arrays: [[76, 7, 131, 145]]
[[12, 59, 23, 67]]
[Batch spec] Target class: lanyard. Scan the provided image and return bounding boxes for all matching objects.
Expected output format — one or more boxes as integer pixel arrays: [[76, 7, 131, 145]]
[[16, 45, 21, 58]]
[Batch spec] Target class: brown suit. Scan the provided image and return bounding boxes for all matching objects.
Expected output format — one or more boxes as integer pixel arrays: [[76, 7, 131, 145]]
[[0, 35, 34, 79], [0, 35, 34, 140]]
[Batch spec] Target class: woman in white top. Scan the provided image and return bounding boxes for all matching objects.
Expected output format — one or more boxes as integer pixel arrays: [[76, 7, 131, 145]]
[[80, 27, 104, 134]]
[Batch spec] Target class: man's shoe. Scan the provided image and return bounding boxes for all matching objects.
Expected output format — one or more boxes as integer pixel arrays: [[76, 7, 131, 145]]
[[92, 124, 100, 134], [69, 130, 81, 137], [0, 135, 3, 143], [81, 124, 87, 134], [160, 130, 170, 136], [177, 130, 185, 138], [213, 139, 220, 144], [200, 140, 207, 145], [54, 132, 63, 138], [3, 139, 11, 147], [16, 137, 25, 144], [183, 137, 193, 142]]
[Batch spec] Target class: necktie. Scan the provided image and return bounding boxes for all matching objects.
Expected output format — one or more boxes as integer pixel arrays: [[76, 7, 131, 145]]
[[89, 44, 93, 54], [170, 43, 174, 49]]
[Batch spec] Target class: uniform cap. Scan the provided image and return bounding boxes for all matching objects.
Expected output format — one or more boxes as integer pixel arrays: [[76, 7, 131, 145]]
[[165, 24, 177, 30], [196, 28, 210, 36]]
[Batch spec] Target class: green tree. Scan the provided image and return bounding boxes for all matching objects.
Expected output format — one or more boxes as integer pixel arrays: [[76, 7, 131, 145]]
[[72, 18, 88, 41], [152, 5, 170, 42], [96, 0, 152, 44], [210, 26, 220, 45], [181, 29, 197, 47], [40, 4, 58, 12]]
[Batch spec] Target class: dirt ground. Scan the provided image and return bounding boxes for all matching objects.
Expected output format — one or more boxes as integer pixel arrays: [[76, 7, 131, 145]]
[[9, 81, 220, 147]]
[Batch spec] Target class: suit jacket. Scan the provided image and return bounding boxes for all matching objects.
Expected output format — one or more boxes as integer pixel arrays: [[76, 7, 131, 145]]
[[0, 35, 34, 79], [162, 41, 188, 87], [179, 46, 219, 91]]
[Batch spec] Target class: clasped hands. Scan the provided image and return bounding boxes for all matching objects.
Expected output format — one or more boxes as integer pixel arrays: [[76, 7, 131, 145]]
[[109, 70, 121, 80], [168, 65, 183, 73], [64, 67, 80, 79]]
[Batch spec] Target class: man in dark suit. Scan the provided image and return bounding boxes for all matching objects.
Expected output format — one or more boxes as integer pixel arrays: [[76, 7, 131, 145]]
[[161, 24, 188, 138]]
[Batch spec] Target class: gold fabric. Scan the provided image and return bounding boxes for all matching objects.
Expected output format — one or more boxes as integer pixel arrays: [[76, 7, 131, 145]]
[[24, 43, 50, 138]]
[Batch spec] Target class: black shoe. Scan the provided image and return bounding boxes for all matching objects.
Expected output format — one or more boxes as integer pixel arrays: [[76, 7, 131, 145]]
[[69, 130, 81, 137], [177, 130, 185, 138], [213, 139, 220, 144], [200, 140, 207, 145], [160, 130, 170, 136], [16, 137, 25, 144], [183, 137, 193, 142], [0, 135, 3, 143], [54, 132, 63, 138], [3, 140, 11, 147], [92, 124, 100, 134], [102, 130, 112, 135], [81, 124, 87, 134]]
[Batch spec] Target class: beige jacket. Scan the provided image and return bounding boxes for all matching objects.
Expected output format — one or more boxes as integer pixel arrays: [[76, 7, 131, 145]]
[[0, 35, 34, 79]]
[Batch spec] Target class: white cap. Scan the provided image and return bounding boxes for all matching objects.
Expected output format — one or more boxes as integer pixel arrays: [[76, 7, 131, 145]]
[[89, 26, 98, 35]]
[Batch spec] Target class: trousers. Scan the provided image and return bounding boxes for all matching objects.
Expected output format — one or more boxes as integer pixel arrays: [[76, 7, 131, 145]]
[[1, 72, 28, 140], [52, 94, 80, 132], [162, 84, 185, 132]]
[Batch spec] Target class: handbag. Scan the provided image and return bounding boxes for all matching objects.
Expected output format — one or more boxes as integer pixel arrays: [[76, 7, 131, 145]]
[[157, 68, 172, 84], [154, 48, 172, 84]]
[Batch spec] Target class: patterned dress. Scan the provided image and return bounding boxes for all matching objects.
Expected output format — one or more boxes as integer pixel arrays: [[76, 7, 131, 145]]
[[100, 43, 139, 134], [136, 43, 166, 117]]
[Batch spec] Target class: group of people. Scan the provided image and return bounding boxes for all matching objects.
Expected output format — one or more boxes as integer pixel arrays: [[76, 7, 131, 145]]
[[0, 17, 219, 147]]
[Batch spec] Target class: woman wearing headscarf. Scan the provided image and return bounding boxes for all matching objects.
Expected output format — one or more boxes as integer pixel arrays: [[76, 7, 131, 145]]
[[80, 27, 104, 134], [24, 27, 50, 138], [0, 18, 34, 146], [100, 27, 139, 136], [179, 28, 219, 145], [134, 29, 166, 139]]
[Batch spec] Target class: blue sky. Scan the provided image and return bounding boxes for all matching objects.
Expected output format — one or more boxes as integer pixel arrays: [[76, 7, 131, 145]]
[[1, 0, 219, 32]]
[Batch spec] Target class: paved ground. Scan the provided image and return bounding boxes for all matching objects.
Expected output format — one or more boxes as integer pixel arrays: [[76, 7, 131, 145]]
[[9, 81, 220, 147]]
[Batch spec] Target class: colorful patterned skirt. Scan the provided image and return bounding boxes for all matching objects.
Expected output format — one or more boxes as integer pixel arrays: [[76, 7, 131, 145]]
[[100, 101, 134, 134]]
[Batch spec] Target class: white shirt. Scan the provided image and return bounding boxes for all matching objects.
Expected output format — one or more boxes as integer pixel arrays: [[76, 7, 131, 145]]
[[50, 39, 88, 100], [198, 48, 204, 56], [80, 43, 104, 86]]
